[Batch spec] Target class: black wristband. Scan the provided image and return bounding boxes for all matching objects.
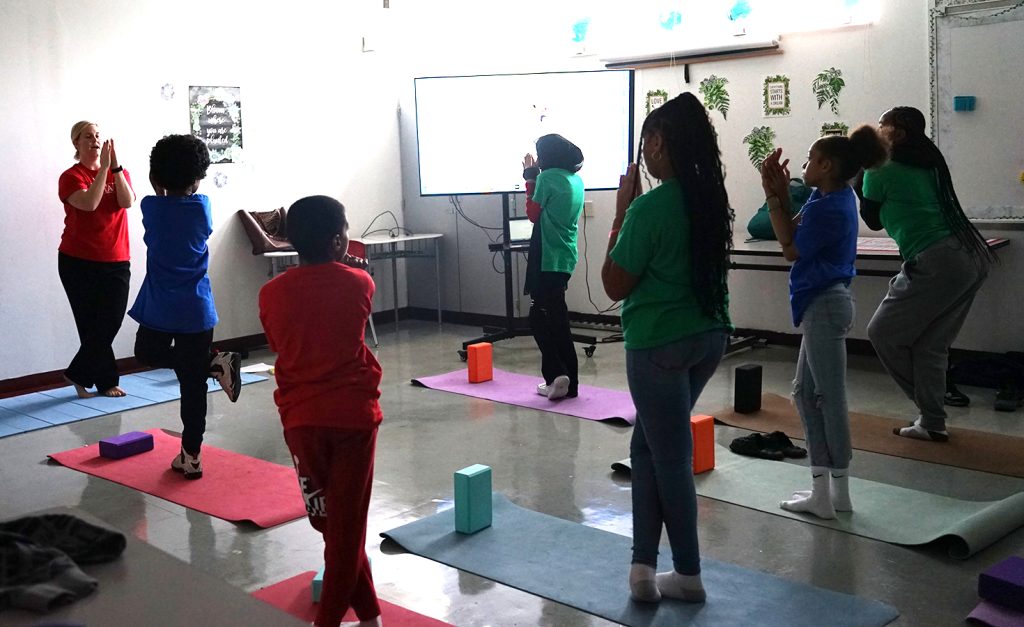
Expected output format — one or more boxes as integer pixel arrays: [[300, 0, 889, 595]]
[[111, 165, 124, 173], [522, 166, 540, 181]]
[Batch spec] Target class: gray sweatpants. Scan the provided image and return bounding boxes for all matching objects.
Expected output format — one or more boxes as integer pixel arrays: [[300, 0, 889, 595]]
[[867, 236, 988, 431]]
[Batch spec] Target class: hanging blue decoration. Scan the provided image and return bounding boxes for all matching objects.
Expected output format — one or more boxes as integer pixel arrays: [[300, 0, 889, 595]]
[[572, 17, 591, 43], [659, 11, 682, 30], [729, 1, 752, 21]]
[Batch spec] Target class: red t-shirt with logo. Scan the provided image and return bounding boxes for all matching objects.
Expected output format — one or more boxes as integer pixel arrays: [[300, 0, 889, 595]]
[[58, 163, 133, 262], [258, 262, 383, 431]]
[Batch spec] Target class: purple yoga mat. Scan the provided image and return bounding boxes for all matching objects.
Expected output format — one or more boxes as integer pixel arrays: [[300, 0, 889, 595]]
[[412, 368, 636, 425], [967, 599, 1024, 626]]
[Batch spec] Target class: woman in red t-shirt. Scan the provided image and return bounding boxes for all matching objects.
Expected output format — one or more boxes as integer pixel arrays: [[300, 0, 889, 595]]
[[57, 120, 136, 398]]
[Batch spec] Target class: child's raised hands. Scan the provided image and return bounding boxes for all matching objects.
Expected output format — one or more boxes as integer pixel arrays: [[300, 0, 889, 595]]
[[760, 148, 790, 200]]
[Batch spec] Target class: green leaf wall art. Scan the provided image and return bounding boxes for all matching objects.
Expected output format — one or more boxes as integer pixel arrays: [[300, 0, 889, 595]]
[[813, 67, 845, 115], [743, 126, 776, 171], [646, 89, 669, 114], [699, 75, 730, 119], [820, 121, 849, 137]]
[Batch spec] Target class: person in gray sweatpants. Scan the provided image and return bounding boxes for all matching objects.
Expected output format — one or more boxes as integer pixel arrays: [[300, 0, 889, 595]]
[[860, 107, 994, 442]]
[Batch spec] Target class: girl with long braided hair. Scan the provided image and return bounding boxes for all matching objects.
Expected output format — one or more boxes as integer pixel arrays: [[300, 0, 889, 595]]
[[861, 106, 994, 442], [602, 92, 733, 604]]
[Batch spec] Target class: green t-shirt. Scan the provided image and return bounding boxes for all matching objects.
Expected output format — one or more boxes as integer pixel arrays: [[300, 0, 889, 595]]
[[609, 178, 733, 350], [533, 168, 585, 273], [862, 160, 951, 260]]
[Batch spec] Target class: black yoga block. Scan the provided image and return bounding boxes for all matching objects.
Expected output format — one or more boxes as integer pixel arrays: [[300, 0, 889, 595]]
[[735, 364, 762, 413]]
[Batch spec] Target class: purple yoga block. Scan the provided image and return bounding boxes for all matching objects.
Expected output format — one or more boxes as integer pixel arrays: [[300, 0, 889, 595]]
[[99, 431, 154, 459], [979, 556, 1024, 611]]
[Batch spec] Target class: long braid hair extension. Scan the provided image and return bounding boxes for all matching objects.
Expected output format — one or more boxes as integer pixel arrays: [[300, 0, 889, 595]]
[[883, 106, 994, 265], [638, 93, 733, 324]]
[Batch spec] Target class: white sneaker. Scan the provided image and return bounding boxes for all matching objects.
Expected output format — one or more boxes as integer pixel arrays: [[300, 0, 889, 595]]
[[547, 375, 570, 400], [210, 351, 241, 402], [537, 383, 549, 396], [171, 447, 203, 479]]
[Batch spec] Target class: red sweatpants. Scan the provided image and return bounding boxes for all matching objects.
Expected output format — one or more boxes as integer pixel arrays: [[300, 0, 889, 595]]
[[284, 425, 380, 627]]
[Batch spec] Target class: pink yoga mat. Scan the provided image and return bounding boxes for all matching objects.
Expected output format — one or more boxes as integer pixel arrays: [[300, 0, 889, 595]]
[[49, 429, 307, 528], [412, 368, 636, 425], [252, 571, 452, 626]]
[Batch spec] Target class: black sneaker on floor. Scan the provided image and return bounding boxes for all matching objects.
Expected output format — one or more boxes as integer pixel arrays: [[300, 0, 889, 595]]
[[944, 383, 970, 407], [763, 431, 808, 458], [728, 433, 784, 461]]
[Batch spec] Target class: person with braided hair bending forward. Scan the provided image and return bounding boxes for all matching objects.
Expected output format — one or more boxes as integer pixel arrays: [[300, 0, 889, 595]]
[[860, 107, 995, 443]]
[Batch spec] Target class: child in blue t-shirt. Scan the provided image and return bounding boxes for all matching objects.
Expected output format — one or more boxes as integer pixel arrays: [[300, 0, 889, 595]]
[[760, 127, 887, 519], [128, 134, 241, 480]]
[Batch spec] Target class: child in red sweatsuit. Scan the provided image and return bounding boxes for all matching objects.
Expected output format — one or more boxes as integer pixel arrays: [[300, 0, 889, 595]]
[[258, 195, 382, 627]]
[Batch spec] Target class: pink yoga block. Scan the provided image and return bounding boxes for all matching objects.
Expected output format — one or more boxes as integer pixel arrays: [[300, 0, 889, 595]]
[[979, 556, 1024, 611], [99, 431, 154, 459]]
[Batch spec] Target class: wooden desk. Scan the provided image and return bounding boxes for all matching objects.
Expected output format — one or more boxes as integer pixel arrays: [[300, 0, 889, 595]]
[[731, 236, 1009, 277]]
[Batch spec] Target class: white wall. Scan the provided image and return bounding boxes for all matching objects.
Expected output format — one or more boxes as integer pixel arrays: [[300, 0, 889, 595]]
[[0, 0, 403, 380], [395, 0, 1022, 353]]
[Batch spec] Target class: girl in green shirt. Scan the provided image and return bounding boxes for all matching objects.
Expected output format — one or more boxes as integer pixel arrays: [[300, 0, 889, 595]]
[[603, 92, 732, 605], [861, 106, 994, 442]]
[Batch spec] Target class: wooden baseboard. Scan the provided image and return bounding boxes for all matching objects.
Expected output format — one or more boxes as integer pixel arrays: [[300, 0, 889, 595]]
[[0, 333, 271, 399]]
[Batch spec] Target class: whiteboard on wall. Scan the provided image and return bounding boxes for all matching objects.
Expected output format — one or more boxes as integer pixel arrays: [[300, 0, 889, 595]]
[[933, 2, 1024, 218]]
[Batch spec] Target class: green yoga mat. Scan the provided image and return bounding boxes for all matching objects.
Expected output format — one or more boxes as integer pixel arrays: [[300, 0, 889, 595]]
[[611, 445, 1024, 559], [382, 493, 898, 627]]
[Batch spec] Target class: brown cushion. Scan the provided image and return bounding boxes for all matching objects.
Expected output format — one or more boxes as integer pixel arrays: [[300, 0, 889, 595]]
[[237, 208, 295, 255]]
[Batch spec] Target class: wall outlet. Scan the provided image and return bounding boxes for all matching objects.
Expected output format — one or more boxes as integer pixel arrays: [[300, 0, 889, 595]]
[[583, 200, 595, 217]]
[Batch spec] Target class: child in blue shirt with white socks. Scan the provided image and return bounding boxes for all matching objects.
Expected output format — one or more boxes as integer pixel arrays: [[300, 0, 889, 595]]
[[760, 126, 887, 519], [128, 134, 241, 480]]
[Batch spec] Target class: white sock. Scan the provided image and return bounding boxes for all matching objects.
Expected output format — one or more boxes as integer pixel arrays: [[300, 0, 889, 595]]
[[656, 570, 706, 603], [895, 419, 949, 442], [340, 617, 382, 627], [830, 468, 853, 512], [781, 466, 836, 520], [629, 563, 661, 603]]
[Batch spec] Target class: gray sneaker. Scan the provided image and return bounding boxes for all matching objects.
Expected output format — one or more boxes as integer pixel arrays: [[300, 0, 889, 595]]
[[210, 351, 241, 402], [171, 447, 203, 479]]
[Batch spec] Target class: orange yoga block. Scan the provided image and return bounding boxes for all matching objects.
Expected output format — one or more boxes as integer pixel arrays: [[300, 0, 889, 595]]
[[690, 414, 715, 474], [467, 343, 493, 383]]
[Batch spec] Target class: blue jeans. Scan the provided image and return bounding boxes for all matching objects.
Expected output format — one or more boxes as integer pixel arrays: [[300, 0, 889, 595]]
[[794, 283, 854, 469], [626, 329, 729, 575]]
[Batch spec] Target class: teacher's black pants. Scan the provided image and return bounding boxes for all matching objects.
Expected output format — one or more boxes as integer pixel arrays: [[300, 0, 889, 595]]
[[58, 252, 130, 392]]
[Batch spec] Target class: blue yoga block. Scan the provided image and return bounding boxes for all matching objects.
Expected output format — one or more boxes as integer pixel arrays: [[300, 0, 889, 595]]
[[979, 556, 1024, 611], [312, 565, 325, 603], [454, 464, 492, 534], [99, 431, 154, 459]]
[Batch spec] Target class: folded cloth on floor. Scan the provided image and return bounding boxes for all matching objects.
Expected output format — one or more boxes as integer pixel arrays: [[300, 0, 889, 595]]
[[729, 433, 785, 460], [0, 514, 126, 612]]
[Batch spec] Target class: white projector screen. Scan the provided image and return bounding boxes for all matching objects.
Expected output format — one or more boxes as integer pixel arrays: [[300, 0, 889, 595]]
[[414, 70, 635, 196]]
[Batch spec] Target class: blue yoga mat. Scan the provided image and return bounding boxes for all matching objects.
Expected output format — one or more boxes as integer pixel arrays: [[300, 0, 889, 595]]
[[382, 493, 899, 627], [0, 369, 266, 438]]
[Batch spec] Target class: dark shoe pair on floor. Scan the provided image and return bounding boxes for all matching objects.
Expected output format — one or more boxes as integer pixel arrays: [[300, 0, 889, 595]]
[[944, 381, 970, 407], [728, 431, 807, 461]]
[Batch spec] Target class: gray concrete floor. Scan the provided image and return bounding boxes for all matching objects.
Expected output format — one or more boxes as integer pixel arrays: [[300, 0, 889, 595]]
[[2, 320, 1023, 626]]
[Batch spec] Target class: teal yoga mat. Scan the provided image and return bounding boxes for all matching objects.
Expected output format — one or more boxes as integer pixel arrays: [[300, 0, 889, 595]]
[[381, 493, 898, 627], [611, 445, 1024, 558], [0, 369, 265, 438]]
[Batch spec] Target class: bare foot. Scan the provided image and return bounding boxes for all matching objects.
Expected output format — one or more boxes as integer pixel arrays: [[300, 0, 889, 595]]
[[64, 376, 95, 399], [99, 386, 126, 397]]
